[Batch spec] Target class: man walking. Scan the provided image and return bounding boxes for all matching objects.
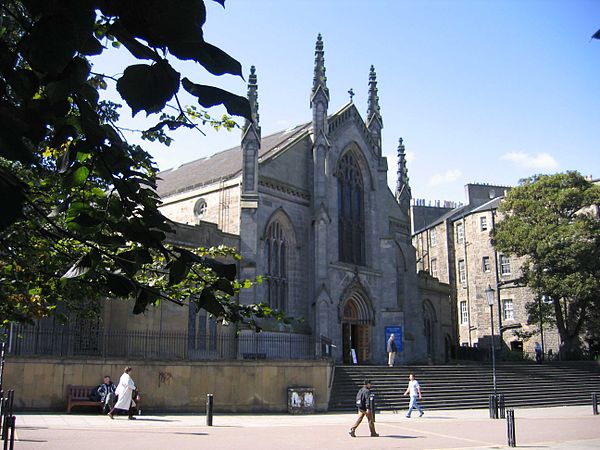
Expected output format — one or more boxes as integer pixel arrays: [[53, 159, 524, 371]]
[[403, 373, 424, 418], [387, 333, 397, 367], [349, 380, 378, 437], [108, 366, 137, 420]]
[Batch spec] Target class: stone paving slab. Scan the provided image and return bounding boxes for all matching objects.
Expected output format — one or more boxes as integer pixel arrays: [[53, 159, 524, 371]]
[[9, 405, 600, 449]]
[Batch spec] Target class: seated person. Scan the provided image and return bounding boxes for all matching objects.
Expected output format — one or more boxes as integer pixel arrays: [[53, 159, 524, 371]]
[[95, 376, 116, 414]]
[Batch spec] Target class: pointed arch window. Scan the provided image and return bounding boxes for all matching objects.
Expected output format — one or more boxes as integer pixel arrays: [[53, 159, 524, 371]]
[[265, 220, 288, 311], [337, 152, 365, 265]]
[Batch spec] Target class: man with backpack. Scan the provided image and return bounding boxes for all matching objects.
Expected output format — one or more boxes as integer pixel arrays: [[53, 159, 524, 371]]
[[349, 379, 378, 437]]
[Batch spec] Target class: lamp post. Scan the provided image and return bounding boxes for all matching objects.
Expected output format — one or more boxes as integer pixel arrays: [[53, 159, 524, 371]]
[[486, 284, 498, 418]]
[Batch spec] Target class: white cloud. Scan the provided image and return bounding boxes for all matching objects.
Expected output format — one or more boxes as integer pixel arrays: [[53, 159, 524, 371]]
[[501, 151, 559, 170], [405, 151, 416, 163], [429, 169, 462, 186]]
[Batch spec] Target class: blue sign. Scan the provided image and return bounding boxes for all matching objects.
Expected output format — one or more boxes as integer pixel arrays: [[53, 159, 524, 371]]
[[385, 326, 403, 352]]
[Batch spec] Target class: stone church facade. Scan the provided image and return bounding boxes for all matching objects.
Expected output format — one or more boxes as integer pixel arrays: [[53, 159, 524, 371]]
[[156, 35, 454, 364]]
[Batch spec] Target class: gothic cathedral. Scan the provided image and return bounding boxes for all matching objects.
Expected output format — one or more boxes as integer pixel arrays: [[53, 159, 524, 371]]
[[157, 35, 448, 364]]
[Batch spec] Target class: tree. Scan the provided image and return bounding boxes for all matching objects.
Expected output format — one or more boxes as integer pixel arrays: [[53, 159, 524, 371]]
[[492, 172, 600, 358], [0, 1, 282, 328]]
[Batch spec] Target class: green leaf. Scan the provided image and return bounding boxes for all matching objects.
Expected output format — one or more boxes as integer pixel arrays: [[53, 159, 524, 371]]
[[112, 0, 207, 49], [201, 257, 237, 281], [117, 62, 181, 116], [181, 78, 251, 120], [68, 165, 90, 187], [115, 248, 153, 276], [168, 258, 190, 285], [133, 286, 160, 314], [9, 69, 39, 101], [105, 272, 136, 296], [0, 167, 27, 232], [0, 108, 36, 163], [197, 287, 226, 317], [170, 41, 243, 77], [20, 15, 79, 74], [214, 277, 235, 296], [62, 250, 100, 279], [110, 21, 160, 61]]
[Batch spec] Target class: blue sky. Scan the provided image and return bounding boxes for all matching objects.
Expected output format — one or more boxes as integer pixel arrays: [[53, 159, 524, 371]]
[[95, 0, 600, 204]]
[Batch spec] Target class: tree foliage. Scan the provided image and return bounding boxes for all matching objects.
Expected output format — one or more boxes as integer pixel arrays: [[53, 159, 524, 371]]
[[493, 172, 600, 357], [0, 0, 284, 328]]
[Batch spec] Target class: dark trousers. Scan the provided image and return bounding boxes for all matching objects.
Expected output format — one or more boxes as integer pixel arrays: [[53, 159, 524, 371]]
[[351, 408, 376, 435]]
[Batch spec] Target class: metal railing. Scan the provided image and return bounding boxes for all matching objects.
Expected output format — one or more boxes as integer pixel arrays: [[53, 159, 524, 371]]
[[5, 325, 333, 361]]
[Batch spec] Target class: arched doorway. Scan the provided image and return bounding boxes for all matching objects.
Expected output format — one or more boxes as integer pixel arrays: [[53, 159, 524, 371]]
[[341, 293, 373, 364], [423, 299, 437, 363]]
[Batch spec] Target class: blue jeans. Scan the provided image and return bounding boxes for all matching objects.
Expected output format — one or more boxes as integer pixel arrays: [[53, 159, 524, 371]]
[[407, 396, 423, 417]]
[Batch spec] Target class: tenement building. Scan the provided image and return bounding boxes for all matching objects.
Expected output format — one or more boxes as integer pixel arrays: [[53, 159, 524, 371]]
[[412, 184, 560, 358], [155, 35, 456, 365]]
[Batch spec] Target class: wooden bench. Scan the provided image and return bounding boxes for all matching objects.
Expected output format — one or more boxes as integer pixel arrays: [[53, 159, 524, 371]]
[[67, 385, 102, 413]]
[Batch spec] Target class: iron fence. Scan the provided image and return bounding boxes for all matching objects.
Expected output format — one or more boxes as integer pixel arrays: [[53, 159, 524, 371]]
[[5, 325, 332, 361]]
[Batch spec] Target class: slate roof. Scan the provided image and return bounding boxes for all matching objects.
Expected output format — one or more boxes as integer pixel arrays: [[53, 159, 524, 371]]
[[413, 196, 505, 234], [157, 122, 311, 197]]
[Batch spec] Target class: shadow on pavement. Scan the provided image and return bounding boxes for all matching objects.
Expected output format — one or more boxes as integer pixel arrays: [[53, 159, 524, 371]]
[[173, 432, 209, 436]]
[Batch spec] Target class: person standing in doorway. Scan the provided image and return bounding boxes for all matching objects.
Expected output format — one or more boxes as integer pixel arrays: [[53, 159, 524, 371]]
[[108, 366, 137, 420], [387, 333, 398, 367], [403, 373, 424, 418], [349, 380, 378, 437], [534, 342, 543, 364]]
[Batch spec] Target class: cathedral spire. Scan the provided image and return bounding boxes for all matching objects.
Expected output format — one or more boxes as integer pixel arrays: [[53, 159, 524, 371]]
[[366, 65, 383, 153], [245, 65, 260, 138], [395, 137, 411, 205], [311, 33, 329, 105], [367, 65, 381, 122], [241, 66, 260, 206]]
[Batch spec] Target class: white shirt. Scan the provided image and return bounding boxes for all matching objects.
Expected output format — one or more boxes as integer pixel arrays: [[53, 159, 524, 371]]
[[408, 379, 420, 397]]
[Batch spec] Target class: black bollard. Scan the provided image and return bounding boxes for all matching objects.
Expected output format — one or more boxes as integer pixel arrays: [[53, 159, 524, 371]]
[[498, 393, 505, 419], [593, 392, 598, 415], [206, 394, 213, 426], [4, 416, 15, 450], [488, 394, 498, 419], [506, 409, 516, 447]]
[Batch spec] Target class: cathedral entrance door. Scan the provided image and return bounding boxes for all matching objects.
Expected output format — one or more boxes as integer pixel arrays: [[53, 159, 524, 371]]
[[341, 298, 371, 364]]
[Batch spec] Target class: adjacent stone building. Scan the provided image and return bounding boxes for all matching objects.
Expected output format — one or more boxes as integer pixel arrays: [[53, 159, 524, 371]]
[[412, 184, 561, 357], [155, 35, 456, 364]]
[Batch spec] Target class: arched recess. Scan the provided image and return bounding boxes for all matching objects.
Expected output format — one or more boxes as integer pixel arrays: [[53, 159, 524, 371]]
[[335, 146, 372, 266], [423, 299, 438, 362], [262, 208, 297, 313], [395, 242, 407, 309], [339, 283, 375, 364], [336, 142, 374, 190]]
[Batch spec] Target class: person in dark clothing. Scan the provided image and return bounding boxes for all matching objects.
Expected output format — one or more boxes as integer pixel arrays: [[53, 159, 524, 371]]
[[534, 342, 543, 364], [349, 379, 378, 437], [96, 376, 116, 414]]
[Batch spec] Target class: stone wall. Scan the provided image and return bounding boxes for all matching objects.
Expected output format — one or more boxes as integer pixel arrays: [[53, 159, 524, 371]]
[[4, 358, 332, 413]]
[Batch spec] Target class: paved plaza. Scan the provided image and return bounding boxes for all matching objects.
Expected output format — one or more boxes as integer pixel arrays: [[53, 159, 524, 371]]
[[10, 405, 600, 449]]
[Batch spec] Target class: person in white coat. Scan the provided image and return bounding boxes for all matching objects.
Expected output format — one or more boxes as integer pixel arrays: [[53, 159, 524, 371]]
[[108, 367, 137, 419]]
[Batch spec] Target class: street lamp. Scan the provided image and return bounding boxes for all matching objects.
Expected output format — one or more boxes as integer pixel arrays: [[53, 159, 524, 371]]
[[485, 284, 498, 398]]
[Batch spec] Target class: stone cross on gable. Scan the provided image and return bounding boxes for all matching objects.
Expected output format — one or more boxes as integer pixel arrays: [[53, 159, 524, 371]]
[[348, 88, 354, 102]]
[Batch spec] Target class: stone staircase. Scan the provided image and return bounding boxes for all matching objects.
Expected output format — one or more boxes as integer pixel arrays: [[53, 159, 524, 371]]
[[328, 362, 600, 412]]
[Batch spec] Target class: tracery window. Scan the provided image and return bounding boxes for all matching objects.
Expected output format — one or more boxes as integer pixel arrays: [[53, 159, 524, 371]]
[[337, 152, 365, 265], [265, 220, 287, 311]]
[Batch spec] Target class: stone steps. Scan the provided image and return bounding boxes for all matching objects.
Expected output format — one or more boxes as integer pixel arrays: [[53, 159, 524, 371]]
[[329, 362, 600, 411]]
